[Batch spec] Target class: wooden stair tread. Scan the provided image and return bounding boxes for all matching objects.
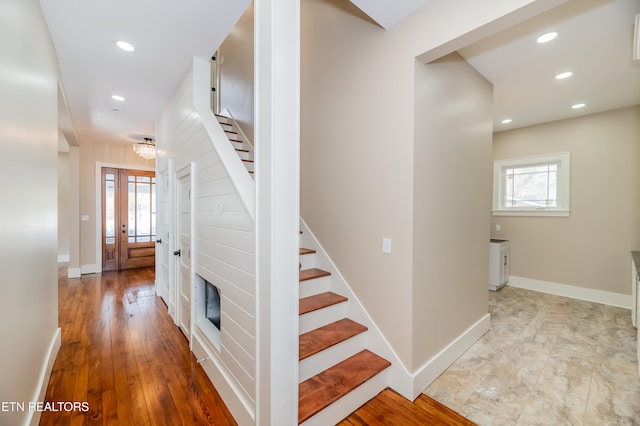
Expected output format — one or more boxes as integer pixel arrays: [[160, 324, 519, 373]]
[[299, 318, 367, 360], [299, 268, 330, 282], [235, 148, 250, 153], [229, 138, 242, 143], [299, 247, 316, 255], [299, 292, 347, 315], [242, 159, 254, 163], [298, 350, 391, 424]]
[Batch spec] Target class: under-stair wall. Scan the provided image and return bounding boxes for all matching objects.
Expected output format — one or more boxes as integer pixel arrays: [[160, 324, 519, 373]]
[[156, 58, 256, 425]]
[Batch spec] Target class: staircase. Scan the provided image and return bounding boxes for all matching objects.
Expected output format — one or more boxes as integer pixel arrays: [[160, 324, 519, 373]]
[[215, 112, 392, 424], [297, 236, 391, 425], [215, 113, 254, 176]]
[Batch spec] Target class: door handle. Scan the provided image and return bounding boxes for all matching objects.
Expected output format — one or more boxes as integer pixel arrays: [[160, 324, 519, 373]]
[[173, 249, 181, 256], [156, 239, 162, 244]]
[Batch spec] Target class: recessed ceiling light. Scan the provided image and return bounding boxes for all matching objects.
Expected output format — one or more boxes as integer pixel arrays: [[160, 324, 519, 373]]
[[501, 118, 513, 124], [116, 41, 135, 52], [536, 32, 558, 44], [111, 95, 125, 102], [555, 71, 573, 80], [571, 103, 586, 109]]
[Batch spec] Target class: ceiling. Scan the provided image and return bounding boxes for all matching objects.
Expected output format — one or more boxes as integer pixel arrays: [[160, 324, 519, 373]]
[[41, 0, 640, 149], [40, 0, 252, 147], [458, 0, 640, 132]]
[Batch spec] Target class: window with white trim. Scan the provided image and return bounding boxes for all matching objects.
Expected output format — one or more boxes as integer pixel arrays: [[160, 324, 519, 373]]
[[492, 153, 570, 216]]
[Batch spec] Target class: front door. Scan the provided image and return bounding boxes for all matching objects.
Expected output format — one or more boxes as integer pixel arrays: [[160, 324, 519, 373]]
[[102, 168, 156, 271]]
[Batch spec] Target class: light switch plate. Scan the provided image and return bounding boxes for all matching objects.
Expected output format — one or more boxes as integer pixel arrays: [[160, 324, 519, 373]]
[[382, 237, 392, 254]]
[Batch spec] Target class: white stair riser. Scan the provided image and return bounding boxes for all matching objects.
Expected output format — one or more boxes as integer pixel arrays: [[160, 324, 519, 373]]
[[299, 276, 331, 298], [236, 150, 252, 160], [230, 140, 245, 150], [299, 302, 346, 334], [242, 161, 254, 172], [299, 370, 389, 426], [299, 333, 367, 382], [299, 252, 316, 270]]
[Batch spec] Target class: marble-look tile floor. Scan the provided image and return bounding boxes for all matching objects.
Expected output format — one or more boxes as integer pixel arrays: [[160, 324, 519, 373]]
[[425, 286, 640, 425]]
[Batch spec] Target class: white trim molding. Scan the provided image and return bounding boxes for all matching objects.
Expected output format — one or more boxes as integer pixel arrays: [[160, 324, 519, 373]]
[[27, 328, 61, 426], [493, 152, 570, 217], [415, 314, 490, 397], [508, 276, 632, 309], [57, 254, 70, 263]]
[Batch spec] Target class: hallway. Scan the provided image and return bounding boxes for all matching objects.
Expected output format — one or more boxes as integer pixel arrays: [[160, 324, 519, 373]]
[[40, 265, 237, 425]]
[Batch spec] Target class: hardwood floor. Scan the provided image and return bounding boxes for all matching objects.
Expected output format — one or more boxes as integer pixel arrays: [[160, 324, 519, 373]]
[[44, 265, 475, 425], [40, 265, 237, 426], [338, 389, 477, 426]]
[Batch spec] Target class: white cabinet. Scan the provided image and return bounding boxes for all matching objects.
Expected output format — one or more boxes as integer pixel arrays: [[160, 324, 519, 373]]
[[489, 239, 510, 291]]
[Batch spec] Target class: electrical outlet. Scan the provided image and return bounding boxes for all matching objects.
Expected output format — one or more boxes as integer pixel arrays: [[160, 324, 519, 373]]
[[495, 224, 501, 232]]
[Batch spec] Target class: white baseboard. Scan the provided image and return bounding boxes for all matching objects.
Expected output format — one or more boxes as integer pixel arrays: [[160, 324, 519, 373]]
[[508, 276, 632, 309], [67, 268, 81, 279], [415, 314, 490, 397], [80, 264, 97, 275], [57, 254, 70, 263], [27, 328, 61, 426], [192, 333, 254, 426]]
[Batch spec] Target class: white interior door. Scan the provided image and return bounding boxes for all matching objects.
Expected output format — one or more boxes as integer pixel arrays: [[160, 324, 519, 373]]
[[176, 168, 192, 339], [155, 168, 171, 311]]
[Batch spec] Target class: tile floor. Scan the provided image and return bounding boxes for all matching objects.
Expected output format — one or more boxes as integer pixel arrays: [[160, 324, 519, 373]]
[[425, 286, 640, 425]]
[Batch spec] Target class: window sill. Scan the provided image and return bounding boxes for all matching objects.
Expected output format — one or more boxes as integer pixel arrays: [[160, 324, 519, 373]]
[[492, 209, 570, 217]]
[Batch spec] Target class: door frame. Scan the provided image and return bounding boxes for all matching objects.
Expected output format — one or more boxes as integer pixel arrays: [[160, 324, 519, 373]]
[[173, 163, 195, 343], [95, 162, 155, 273]]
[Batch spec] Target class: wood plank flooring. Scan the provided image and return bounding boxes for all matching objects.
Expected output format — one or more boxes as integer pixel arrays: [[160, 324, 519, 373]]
[[40, 265, 237, 426], [339, 389, 477, 426], [44, 265, 476, 425]]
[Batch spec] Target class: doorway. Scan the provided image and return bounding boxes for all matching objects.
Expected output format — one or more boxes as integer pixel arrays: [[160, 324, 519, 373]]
[[176, 167, 192, 338], [102, 167, 156, 271]]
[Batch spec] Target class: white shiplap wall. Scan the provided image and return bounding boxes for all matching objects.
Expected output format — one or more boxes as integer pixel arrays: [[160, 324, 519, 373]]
[[156, 63, 256, 421]]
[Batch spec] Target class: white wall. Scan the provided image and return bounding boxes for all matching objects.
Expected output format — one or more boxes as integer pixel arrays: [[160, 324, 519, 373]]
[[492, 106, 640, 298], [58, 151, 70, 261], [301, 0, 562, 370], [0, 1, 60, 424], [156, 63, 256, 423], [219, 2, 255, 143], [413, 53, 492, 369]]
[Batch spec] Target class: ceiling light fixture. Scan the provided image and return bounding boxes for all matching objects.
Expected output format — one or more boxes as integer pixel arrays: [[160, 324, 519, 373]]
[[571, 103, 586, 109], [116, 41, 135, 52], [555, 71, 573, 80], [133, 137, 156, 160], [536, 32, 557, 44], [501, 118, 512, 124], [111, 95, 125, 101]]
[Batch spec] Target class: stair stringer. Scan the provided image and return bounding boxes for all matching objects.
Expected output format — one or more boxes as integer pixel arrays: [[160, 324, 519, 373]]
[[299, 219, 415, 403]]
